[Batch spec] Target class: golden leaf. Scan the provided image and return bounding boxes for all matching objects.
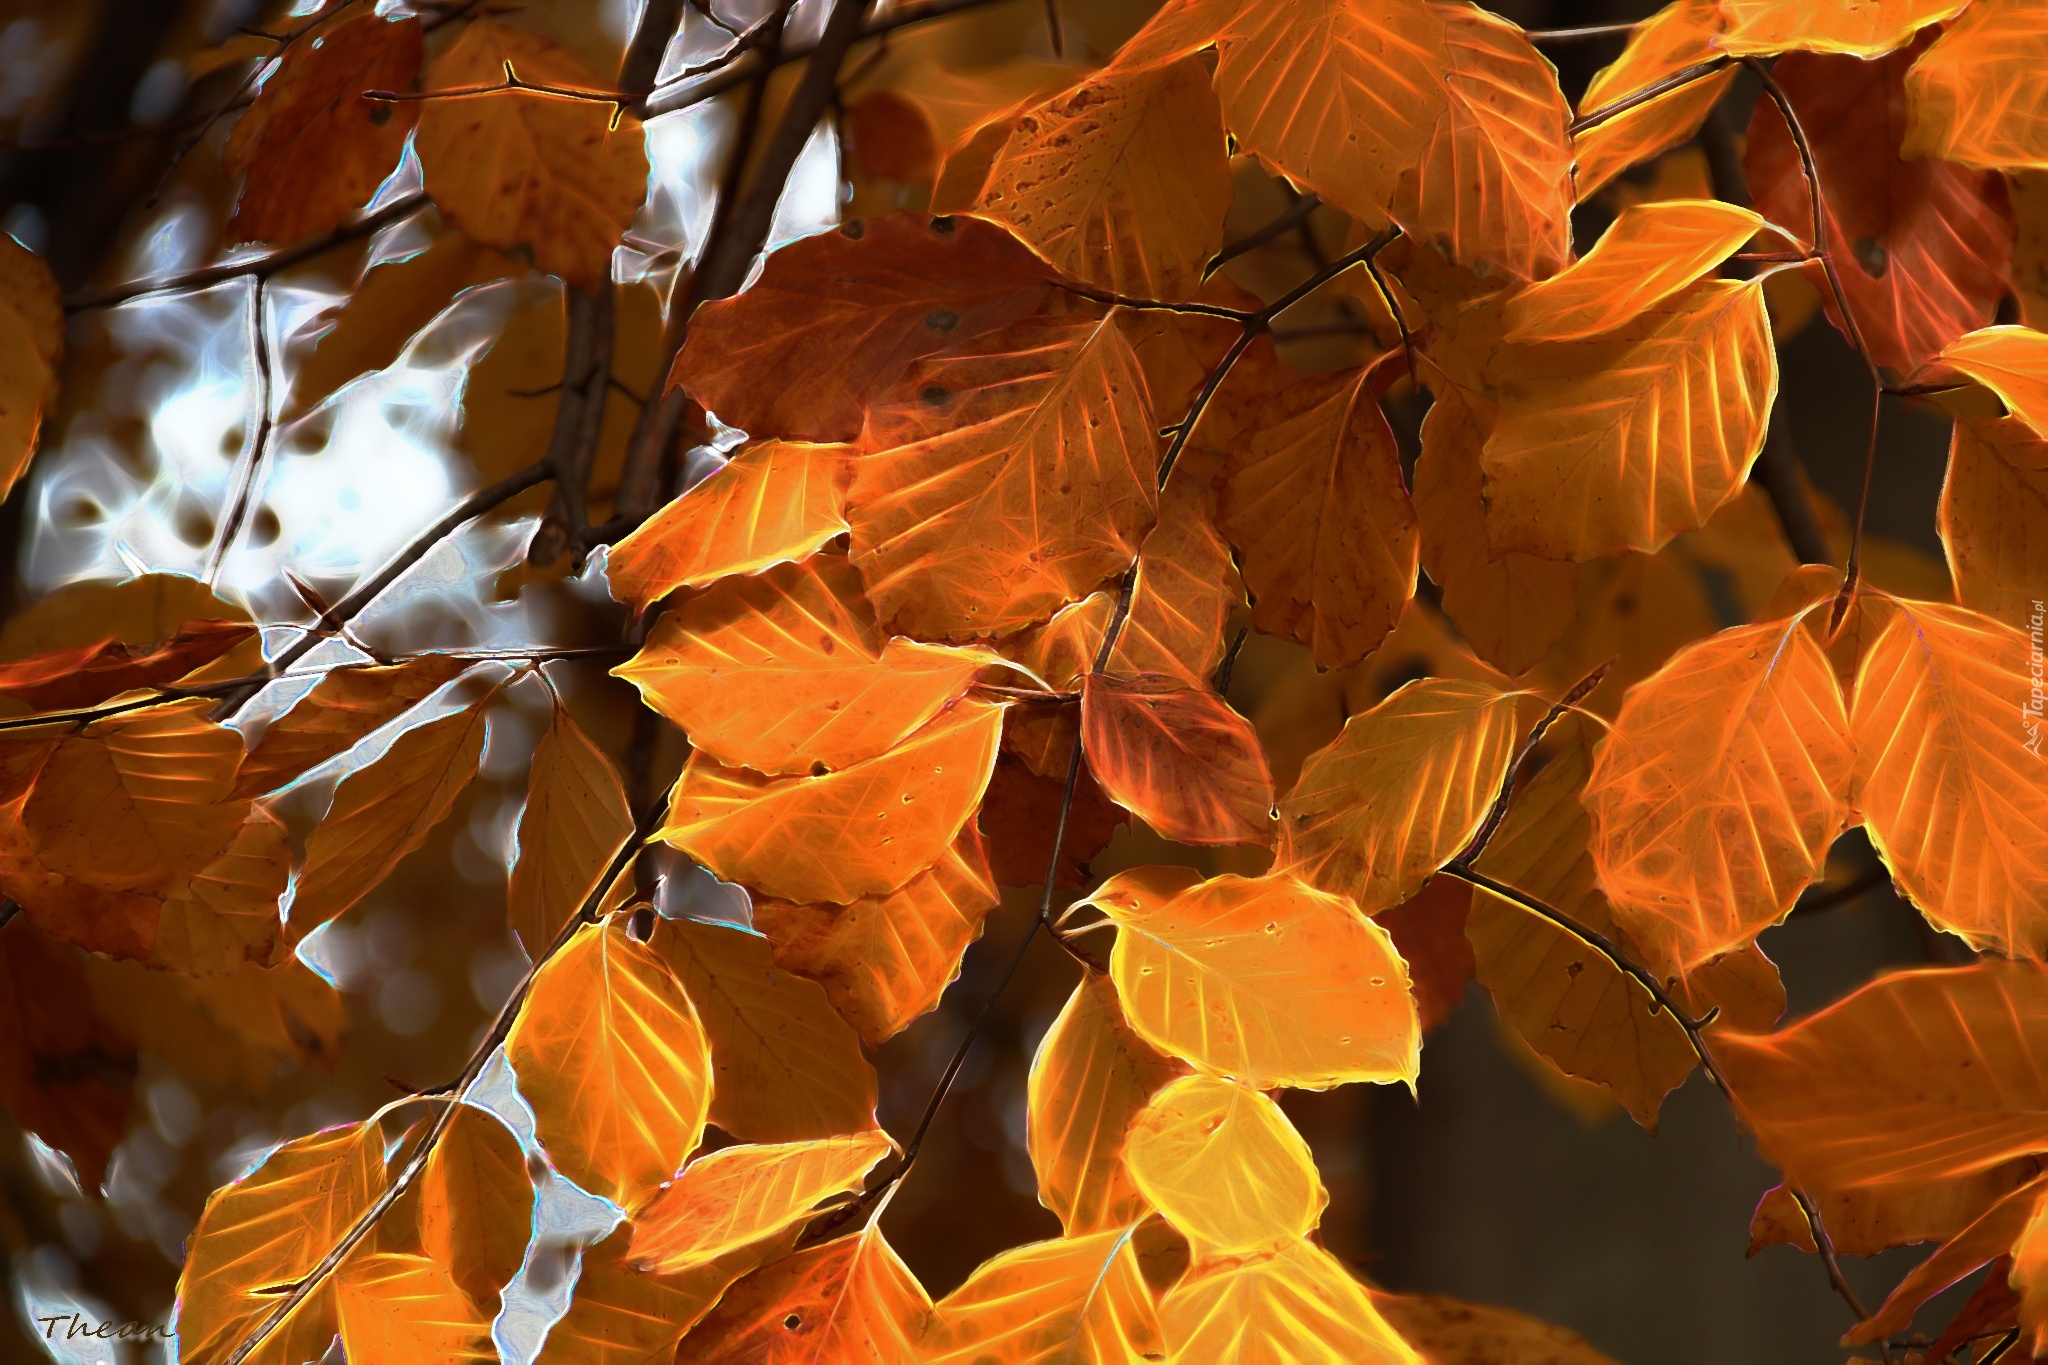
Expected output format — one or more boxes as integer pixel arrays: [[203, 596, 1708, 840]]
[[1942, 325, 2048, 437], [506, 918, 712, 1212], [1904, 0, 2048, 171], [334, 1251, 492, 1362], [1716, 0, 1967, 58], [1502, 199, 1766, 343], [1160, 1239, 1422, 1365], [1086, 868, 1421, 1090], [923, 1226, 1164, 1364], [506, 700, 633, 959], [420, 1103, 535, 1312], [1846, 1175, 2048, 1345], [1125, 1074, 1328, 1258], [628, 1132, 894, 1274], [1572, 0, 1735, 197], [537, 1222, 768, 1365], [678, 1224, 934, 1362]]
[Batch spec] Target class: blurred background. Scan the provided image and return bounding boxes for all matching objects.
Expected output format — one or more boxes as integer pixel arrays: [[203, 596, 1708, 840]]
[[0, 0, 1986, 1360]]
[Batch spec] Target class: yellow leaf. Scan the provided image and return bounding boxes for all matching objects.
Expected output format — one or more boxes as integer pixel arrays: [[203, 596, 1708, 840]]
[[752, 827, 1000, 1046], [420, 1103, 535, 1312], [335, 1251, 492, 1363], [174, 1121, 386, 1365], [0, 230, 60, 502], [1716, 0, 1968, 58], [1941, 415, 2048, 630], [1081, 672, 1275, 847], [1391, 5, 1575, 280], [678, 1224, 934, 1362], [922, 1227, 1165, 1365], [415, 19, 648, 288], [652, 917, 878, 1143], [1219, 367, 1419, 670], [1160, 1239, 1422, 1365], [1211, 0, 1451, 227], [1850, 599, 2048, 957], [604, 440, 854, 612], [850, 312, 1158, 639], [1277, 678, 1522, 915], [232, 654, 467, 799], [1028, 974, 1190, 1236], [506, 700, 632, 959], [287, 700, 488, 940], [1905, 0, 2048, 170], [1942, 325, 2048, 437], [1572, 0, 1736, 197], [1085, 868, 1421, 1090], [1370, 1290, 1622, 1363], [977, 57, 1232, 295], [617, 554, 991, 778], [1502, 199, 1767, 343], [657, 699, 1003, 905], [1482, 279, 1777, 560], [1125, 1074, 1327, 1258], [506, 918, 712, 1212], [628, 1132, 894, 1274]]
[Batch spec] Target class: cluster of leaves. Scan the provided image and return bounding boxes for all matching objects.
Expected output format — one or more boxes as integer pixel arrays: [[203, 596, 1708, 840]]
[[6, 0, 2048, 1359]]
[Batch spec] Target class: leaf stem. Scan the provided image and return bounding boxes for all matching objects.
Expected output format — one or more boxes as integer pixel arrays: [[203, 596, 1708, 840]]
[[1568, 58, 1729, 135]]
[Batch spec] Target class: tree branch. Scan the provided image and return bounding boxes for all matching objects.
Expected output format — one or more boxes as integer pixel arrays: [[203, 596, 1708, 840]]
[[205, 276, 276, 581], [530, 281, 617, 563]]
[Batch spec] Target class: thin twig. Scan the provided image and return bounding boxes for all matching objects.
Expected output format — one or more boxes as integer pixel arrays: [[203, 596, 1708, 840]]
[[1054, 280, 1253, 322], [1568, 58, 1729, 136], [1205, 195, 1322, 278], [205, 277, 275, 582], [1042, 0, 1065, 56], [1525, 21, 1642, 41], [1458, 661, 1612, 866], [530, 281, 617, 563]]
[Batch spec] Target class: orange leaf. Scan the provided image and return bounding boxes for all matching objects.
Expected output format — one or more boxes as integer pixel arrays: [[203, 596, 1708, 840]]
[[1160, 1238, 1421, 1365], [652, 917, 878, 1143], [223, 13, 421, 244], [1850, 598, 2048, 957], [1370, 1291, 1621, 1364], [977, 58, 1232, 295], [1746, 44, 2016, 378], [922, 1227, 1165, 1364], [672, 213, 1051, 443], [850, 312, 1158, 639], [1277, 678, 1521, 915], [1219, 367, 1419, 670], [0, 619, 254, 713], [0, 920, 136, 1190], [537, 1221, 768, 1365], [604, 440, 854, 612], [415, 19, 648, 288], [335, 1251, 492, 1363], [628, 1132, 894, 1274], [1482, 279, 1776, 560], [1126, 1074, 1327, 1258], [0, 232, 60, 501], [2019, 1196, 2048, 1357], [286, 699, 488, 940], [1941, 415, 2048, 630], [505, 918, 712, 1212], [1846, 1175, 2048, 1345], [420, 1103, 535, 1312], [657, 699, 1003, 905], [1390, 5, 1574, 280], [617, 554, 991, 777], [1502, 199, 1766, 343], [1941, 325, 2048, 437], [175, 1121, 386, 1365], [1085, 868, 1421, 1089], [1584, 617, 1854, 972], [677, 1224, 934, 1362], [1211, 0, 1450, 227], [1027, 973, 1189, 1236], [1715, 0, 1967, 57], [1081, 672, 1274, 846], [506, 700, 633, 959], [1572, 0, 1735, 197], [978, 747, 1129, 890], [231, 654, 466, 799], [1903, 0, 2048, 172], [1412, 387, 1581, 676], [1113, 460, 1240, 686], [752, 827, 1000, 1047]]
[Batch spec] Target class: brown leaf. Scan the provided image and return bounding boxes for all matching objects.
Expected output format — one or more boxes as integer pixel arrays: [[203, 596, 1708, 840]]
[[506, 700, 633, 959], [232, 654, 467, 799], [676, 1225, 934, 1362], [0, 919, 136, 1191], [978, 747, 1128, 891], [0, 231, 60, 501], [420, 1103, 536, 1312], [1080, 672, 1274, 846], [0, 619, 254, 713], [1372, 877, 1475, 1035]]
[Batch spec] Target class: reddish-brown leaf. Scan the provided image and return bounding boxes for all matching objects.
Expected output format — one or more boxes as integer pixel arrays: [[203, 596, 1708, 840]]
[[978, 747, 1128, 890], [232, 653, 467, 800], [505, 700, 633, 959], [676, 1225, 934, 1362], [1080, 672, 1274, 847], [1372, 877, 1474, 1034], [0, 619, 254, 713], [0, 920, 135, 1190]]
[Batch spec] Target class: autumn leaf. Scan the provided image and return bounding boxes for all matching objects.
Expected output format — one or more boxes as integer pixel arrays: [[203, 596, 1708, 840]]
[[539, 1221, 771, 1365], [678, 1224, 934, 1362], [1160, 1238, 1422, 1365], [1080, 672, 1274, 846], [1903, 0, 2048, 171], [1940, 415, 2048, 630], [1849, 598, 2048, 957], [0, 920, 136, 1191], [1219, 366, 1419, 670], [1111, 473, 1240, 684], [174, 1121, 386, 1365], [921, 1226, 1165, 1364], [1843, 1175, 2047, 1345], [979, 746, 1130, 890], [420, 1103, 536, 1311], [1502, 199, 1766, 344], [506, 917, 712, 1212], [658, 699, 1003, 905], [1715, 0, 1967, 58], [0, 618, 253, 713], [1370, 1291, 1622, 1364], [231, 654, 466, 799], [1371, 878, 1477, 1035], [1028, 974, 1189, 1236], [627, 1131, 894, 1273], [976, 58, 1232, 296], [1746, 44, 2016, 379], [672, 214, 1051, 443], [1126, 1073, 1328, 1258], [1572, 0, 1735, 198], [652, 916, 879, 1144], [505, 699, 634, 959], [1209, 0, 1451, 227], [1482, 279, 1777, 560], [223, 13, 422, 244], [286, 698, 489, 940], [1277, 678, 1521, 915], [850, 311, 1158, 639], [334, 1251, 492, 1362], [617, 554, 991, 777], [1390, 4, 1574, 280], [415, 19, 648, 289], [603, 441, 854, 612], [1941, 325, 2048, 436], [1084, 868, 1421, 1090]]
